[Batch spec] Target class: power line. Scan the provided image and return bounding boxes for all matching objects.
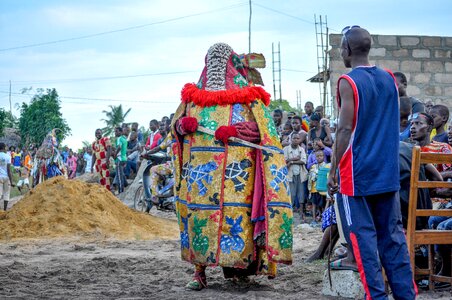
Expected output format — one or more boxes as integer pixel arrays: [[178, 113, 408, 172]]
[[0, 91, 179, 104], [253, 3, 339, 32], [253, 3, 314, 25], [0, 2, 247, 52], [282, 68, 316, 74], [0, 70, 197, 85]]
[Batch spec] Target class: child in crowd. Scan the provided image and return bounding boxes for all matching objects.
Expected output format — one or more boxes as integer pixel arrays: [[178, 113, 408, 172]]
[[307, 138, 332, 170], [12, 149, 22, 175], [16, 165, 31, 194], [308, 150, 330, 226], [283, 133, 308, 218], [280, 122, 292, 146], [430, 105, 450, 143], [66, 150, 77, 179]]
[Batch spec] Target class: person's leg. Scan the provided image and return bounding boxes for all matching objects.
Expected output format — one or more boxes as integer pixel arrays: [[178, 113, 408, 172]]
[[2, 177, 11, 211], [289, 181, 297, 211], [293, 175, 301, 211], [437, 218, 452, 277], [120, 161, 128, 188], [300, 180, 307, 219], [336, 194, 387, 300], [124, 160, 132, 178], [115, 161, 124, 193], [186, 264, 207, 290], [142, 163, 153, 211], [370, 192, 416, 300], [429, 216, 448, 229], [307, 224, 339, 262]]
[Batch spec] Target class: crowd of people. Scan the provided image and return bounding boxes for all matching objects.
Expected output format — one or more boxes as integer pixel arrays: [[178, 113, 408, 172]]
[[0, 27, 451, 296]]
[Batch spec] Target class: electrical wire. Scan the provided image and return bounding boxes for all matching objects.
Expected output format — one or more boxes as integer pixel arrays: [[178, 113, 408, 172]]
[[0, 70, 197, 86], [0, 2, 247, 52], [0, 91, 179, 104]]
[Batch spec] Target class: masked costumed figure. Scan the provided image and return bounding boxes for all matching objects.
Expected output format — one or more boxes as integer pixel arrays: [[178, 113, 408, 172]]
[[32, 129, 67, 186], [171, 43, 293, 290]]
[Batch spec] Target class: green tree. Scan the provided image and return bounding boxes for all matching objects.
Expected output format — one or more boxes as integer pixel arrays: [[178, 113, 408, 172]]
[[268, 99, 301, 114], [0, 109, 6, 136], [100, 104, 131, 137], [19, 88, 71, 147]]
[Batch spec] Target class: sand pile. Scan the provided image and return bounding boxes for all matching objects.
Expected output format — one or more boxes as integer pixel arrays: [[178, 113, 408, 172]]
[[0, 177, 178, 240]]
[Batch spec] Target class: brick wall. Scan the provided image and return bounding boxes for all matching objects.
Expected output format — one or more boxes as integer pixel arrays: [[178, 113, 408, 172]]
[[329, 34, 452, 115]]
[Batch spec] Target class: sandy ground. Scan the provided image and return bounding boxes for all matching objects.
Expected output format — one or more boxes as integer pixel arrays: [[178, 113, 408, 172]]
[[0, 197, 450, 299]]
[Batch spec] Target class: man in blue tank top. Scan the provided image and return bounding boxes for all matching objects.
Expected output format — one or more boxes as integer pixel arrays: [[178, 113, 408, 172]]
[[328, 26, 416, 299]]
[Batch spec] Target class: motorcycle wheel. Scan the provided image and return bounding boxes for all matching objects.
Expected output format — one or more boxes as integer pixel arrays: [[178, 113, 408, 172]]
[[133, 186, 147, 212]]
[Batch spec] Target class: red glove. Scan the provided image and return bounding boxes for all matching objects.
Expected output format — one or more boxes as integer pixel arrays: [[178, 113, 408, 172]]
[[215, 126, 237, 144], [177, 117, 198, 135]]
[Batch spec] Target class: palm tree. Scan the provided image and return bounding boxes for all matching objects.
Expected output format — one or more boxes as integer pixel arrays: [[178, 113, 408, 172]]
[[100, 105, 131, 136]]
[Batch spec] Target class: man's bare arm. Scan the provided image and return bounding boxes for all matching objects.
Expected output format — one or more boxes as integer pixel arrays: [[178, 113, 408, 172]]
[[330, 79, 355, 174]]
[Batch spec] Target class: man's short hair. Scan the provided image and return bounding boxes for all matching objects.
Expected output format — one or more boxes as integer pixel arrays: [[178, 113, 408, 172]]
[[273, 109, 283, 115], [150, 119, 159, 126], [0, 142, 5, 151], [292, 115, 302, 123], [305, 101, 314, 106], [115, 126, 123, 132], [393, 72, 407, 84], [430, 104, 450, 120], [400, 96, 411, 112]]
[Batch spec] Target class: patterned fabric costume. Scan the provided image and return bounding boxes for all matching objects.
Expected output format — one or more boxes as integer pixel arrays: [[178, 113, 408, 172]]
[[171, 43, 293, 278], [92, 137, 111, 190], [32, 129, 67, 186]]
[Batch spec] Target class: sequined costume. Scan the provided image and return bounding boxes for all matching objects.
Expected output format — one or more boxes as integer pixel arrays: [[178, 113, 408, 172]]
[[171, 43, 293, 280]]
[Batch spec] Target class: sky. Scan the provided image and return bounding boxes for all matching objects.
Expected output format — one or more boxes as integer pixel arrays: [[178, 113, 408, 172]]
[[1, 0, 451, 149]]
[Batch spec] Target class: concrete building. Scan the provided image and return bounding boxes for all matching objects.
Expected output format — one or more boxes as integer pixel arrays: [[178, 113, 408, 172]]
[[328, 34, 452, 114]]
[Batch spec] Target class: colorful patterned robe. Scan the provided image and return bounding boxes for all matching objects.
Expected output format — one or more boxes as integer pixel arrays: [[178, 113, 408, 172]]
[[171, 84, 293, 276]]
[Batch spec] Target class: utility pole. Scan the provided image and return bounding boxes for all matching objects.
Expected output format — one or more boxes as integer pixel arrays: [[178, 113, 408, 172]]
[[248, 0, 252, 54], [9, 80, 12, 113]]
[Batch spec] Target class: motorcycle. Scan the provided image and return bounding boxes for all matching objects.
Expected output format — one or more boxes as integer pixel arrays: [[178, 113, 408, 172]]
[[134, 151, 175, 212]]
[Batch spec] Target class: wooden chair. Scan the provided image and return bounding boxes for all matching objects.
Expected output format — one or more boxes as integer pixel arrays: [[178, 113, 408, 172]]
[[406, 146, 452, 290]]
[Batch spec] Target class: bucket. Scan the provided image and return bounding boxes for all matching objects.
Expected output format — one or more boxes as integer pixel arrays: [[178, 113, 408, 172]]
[[316, 167, 329, 192]]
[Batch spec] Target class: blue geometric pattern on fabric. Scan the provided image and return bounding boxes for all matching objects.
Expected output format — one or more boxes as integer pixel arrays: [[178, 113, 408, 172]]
[[180, 216, 190, 249], [220, 216, 245, 254], [223, 203, 252, 208], [187, 161, 218, 196], [231, 104, 245, 124], [224, 159, 252, 192], [262, 146, 284, 154], [269, 164, 289, 194], [187, 203, 220, 210], [267, 202, 293, 209], [190, 147, 225, 153]]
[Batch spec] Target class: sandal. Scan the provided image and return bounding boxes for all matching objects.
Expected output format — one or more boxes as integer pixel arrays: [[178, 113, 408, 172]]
[[186, 271, 207, 291], [330, 258, 358, 272]]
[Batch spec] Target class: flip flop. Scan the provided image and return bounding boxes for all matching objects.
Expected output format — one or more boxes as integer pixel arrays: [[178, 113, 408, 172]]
[[330, 259, 358, 272]]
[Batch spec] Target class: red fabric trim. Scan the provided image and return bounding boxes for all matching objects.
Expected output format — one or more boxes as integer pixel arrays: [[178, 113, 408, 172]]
[[338, 75, 359, 131], [339, 147, 354, 196], [181, 83, 271, 107], [215, 105, 233, 266], [350, 232, 372, 300]]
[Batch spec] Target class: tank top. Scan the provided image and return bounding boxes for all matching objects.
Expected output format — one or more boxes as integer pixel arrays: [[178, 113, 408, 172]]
[[336, 66, 400, 196]]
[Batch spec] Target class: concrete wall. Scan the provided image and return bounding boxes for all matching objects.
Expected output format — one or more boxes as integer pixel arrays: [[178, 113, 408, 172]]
[[329, 34, 452, 115]]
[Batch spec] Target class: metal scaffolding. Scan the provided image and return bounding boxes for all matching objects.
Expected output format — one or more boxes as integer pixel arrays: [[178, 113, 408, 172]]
[[272, 42, 282, 102], [313, 15, 331, 117]]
